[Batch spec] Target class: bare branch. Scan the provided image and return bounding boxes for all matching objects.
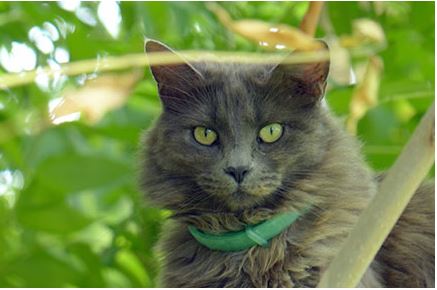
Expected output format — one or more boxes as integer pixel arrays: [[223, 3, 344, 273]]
[[0, 50, 329, 89], [0, 45, 384, 90], [300, 2, 325, 36]]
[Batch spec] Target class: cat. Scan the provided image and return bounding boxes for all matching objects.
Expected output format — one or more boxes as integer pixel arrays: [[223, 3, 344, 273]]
[[139, 39, 434, 287]]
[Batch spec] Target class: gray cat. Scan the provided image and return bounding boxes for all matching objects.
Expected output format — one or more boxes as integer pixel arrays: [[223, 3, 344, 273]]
[[139, 40, 434, 287]]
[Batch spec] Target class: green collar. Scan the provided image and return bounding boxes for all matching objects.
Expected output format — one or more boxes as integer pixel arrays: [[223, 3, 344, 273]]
[[188, 209, 308, 252]]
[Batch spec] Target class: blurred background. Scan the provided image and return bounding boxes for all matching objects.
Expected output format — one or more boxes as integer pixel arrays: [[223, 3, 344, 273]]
[[0, 1, 434, 287]]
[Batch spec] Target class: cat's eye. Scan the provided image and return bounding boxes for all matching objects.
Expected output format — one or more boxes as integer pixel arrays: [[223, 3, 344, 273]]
[[193, 126, 218, 146], [259, 123, 283, 143]]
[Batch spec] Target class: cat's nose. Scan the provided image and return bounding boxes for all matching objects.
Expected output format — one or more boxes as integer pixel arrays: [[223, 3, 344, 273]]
[[224, 166, 250, 184]]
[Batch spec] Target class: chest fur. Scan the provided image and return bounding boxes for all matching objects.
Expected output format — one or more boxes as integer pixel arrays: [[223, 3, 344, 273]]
[[157, 213, 359, 287]]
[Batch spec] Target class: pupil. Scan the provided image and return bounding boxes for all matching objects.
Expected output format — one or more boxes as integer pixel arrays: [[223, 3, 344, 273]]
[[270, 127, 274, 135]]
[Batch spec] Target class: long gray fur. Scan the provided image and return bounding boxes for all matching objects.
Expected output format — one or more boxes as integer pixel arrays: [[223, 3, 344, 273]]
[[139, 40, 434, 287]]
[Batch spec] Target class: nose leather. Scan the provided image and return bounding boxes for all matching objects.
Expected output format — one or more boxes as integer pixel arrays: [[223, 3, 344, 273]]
[[224, 166, 250, 184]]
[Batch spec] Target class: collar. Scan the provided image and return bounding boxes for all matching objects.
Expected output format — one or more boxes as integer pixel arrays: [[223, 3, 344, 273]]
[[188, 208, 309, 252]]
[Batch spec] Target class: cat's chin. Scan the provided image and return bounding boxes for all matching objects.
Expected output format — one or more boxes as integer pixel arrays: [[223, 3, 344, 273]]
[[223, 189, 269, 211]]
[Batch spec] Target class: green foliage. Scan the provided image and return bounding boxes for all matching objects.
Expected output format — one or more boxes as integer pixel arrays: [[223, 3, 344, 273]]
[[0, 2, 434, 287]]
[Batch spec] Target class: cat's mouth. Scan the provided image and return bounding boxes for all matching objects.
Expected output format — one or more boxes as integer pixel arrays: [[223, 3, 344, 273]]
[[228, 187, 269, 208], [231, 188, 249, 198], [196, 175, 282, 210], [227, 189, 256, 209]]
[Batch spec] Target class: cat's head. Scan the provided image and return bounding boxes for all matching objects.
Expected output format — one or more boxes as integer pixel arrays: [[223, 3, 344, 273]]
[[141, 40, 330, 213]]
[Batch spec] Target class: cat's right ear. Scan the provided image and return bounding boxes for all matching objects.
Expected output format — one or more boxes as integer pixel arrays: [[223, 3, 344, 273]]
[[145, 39, 203, 106], [269, 40, 330, 106]]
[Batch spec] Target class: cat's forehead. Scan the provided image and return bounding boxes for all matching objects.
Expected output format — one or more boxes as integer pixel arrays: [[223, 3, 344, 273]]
[[160, 60, 316, 128], [180, 62, 285, 130], [147, 40, 330, 123], [194, 62, 273, 106], [194, 61, 272, 81]]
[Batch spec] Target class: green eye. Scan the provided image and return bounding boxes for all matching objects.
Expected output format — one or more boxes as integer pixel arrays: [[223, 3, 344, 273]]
[[259, 123, 283, 143], [193, 126, 218, 146]]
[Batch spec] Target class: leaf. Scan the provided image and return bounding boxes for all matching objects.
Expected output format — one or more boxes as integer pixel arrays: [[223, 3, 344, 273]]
[[115, 249, 151, 287], [66, 243, 106, 287], [70, 191, 133, 225], [16, 201, 92, 234], [206, 2, 321, 51], [22, 127, 76, 174], [50, 71, 142, 125], [393, 99, 416, 123], [4, 250, 80, 287], [346, 56, 384, 134], [340, 18, 386, 48], [70, 223, 114, 253], [36, 153, 131, 193], [326, 37, 353, 87], [102, 268, 133, 288], [15, 181, 92, 234]]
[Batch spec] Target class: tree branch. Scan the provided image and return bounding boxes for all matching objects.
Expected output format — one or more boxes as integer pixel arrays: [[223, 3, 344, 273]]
[[318, 102, 435, 287], [300, 2, 325, 36], [0, 50, 331, 89]]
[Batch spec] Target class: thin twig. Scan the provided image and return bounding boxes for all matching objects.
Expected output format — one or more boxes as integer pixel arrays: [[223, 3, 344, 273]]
[[379, 90, 434, 103], [300, 2, 325, 36], [0, 51, 329, 89], [318, 102, 435, 287], [0, 45, 385, 90]]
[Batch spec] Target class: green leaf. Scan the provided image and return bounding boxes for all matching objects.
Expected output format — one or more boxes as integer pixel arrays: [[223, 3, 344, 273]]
[[115, 249, 151, 287], [16, 198, 92, 234], [3, 250, 81, 287], [36, 153, 131, 193]]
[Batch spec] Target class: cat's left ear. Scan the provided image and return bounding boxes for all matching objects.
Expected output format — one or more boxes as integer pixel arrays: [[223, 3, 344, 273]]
[[144, 39, 204, 109], [270, 40, 330, 106]]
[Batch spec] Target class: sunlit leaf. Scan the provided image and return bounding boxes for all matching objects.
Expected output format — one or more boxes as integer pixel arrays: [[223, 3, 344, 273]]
[[326, 37, 353, 87], [393, 99, 416, 123], [347, 56, 384, 134], [102, 268, 133, 288], [207, 2, 321, 51], [115, 249, 151, 287], [340, 18, 386, 48], [50, 71, 142, 125]]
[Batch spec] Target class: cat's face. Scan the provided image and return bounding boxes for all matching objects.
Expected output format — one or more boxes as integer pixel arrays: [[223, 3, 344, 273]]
[[142, 40, 330, 212]]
